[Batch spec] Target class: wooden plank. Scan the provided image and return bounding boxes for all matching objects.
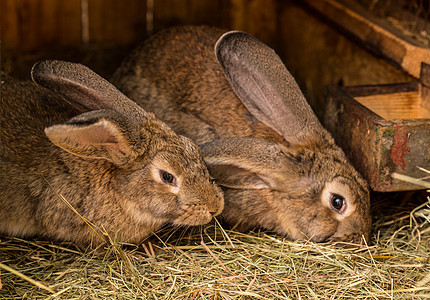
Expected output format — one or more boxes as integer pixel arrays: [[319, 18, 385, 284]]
[[303, 0, 430, 79], [421, 86, 430, 111], [228, 0, 278, 46], [151, 0, 277, 45], [324, 84, 430, 191], [1, 0, 146, 50], [277, 1, 413, 118], [355, 92, 430, 120], [0, 0, 81, 51], [152, 0, 228, 32], [88, 0, 146, 45], [0, 0, 20, 49], [421, 63, 430, 88], [343, 82, 419, 97]]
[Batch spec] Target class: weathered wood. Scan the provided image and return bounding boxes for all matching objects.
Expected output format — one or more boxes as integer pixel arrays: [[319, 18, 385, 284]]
[[421, 63, 430, 88], [88, 0, 146, 45], [277, 1, 413, 119], [228, 0, 278, 46], [303, 0, 430, 79], [0, 0, 82, 51], [355, 92, 430, 120], [0, 0, 146, 50], [340, 82, 419, 97], [152, 0, 228, 32], [324, 83, 430, 191]]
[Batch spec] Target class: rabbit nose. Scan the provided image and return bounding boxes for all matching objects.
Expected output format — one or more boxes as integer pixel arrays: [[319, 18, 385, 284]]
[[208, 204, 219, 216], [208, 196, 223, 217]]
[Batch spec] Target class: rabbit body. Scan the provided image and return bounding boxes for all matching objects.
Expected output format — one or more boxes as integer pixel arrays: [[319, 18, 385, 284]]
[[0, 60, 223, 247], [112, 26, 371, 243], [112, 27, 282, 145]]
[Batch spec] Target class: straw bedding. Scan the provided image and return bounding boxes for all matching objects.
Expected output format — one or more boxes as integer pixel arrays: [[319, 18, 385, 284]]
[[1, 190, 429, 299]]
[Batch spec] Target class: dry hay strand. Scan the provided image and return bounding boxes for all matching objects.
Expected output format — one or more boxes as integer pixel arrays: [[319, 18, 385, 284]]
[[1, 168, 429, 299], [0, 200, 429, 300]]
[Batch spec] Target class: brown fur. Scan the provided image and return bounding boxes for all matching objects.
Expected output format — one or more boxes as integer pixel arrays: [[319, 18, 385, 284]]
[[111, 26, 371, 243], [0, 60, 223, 247]]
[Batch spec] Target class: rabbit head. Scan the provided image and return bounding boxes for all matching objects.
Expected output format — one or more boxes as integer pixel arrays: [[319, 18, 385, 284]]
[[202, 31, 371, 243], [111, 26, 371, 244], [0, 60, 223, 246], [202, 137, 370, 243]]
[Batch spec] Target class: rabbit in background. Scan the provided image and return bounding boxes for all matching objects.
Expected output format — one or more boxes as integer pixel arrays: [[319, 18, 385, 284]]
[[112, 26, 372, 244], [0, 60, 223, 247]]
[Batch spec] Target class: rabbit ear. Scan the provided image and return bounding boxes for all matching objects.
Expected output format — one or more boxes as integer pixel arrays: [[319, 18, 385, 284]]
[[45, 110, 139, 166], [31, 60, 147, 121], [215, 31, 324, 144], [201, 137, 288, 190]]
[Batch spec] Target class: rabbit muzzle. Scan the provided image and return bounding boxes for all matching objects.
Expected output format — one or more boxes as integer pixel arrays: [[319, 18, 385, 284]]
[[172, 182, 224, 226], [327, 214, 372, 245]]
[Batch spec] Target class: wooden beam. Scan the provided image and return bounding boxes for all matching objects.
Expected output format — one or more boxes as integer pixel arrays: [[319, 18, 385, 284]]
[[303, 0, 430, 80]]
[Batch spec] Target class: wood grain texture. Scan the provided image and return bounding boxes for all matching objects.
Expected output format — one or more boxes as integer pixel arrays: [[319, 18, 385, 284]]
[[1, 0, 82, 51], [277, 2, 413, 119], [88, 0, 146, 45], [356, 92, 430, 120], [324, 84, 430, 191], [303, 0, 430, 79], [0, 0, 146, 50], [228, 0, 278, 46], [152, 0, 228, 31]]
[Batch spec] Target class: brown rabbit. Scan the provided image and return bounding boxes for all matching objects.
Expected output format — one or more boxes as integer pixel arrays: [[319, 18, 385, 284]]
[[112, 26, 371, 244], [0, 60, 223, 247]]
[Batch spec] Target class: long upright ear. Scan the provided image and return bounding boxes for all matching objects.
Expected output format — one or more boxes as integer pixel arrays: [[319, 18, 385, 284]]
[[201, 137, 291, 190], [45, 110, 140, 166], [31, 60, 147, 121], [215, 31, 326, 144]]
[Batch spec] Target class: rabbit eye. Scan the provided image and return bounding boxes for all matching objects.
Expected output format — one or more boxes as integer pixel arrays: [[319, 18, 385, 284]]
[[330, 194, 345, 212], [160, 170, 176, 186]]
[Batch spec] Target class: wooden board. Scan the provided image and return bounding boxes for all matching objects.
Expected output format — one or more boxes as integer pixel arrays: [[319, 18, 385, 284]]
[[324, 83, 430, 191], [303, 0, 430, 79], [0, 0, 146, 51], [0, 0, 82, 50], [88, 0, 146, 45], [355, 92, 430, 120]]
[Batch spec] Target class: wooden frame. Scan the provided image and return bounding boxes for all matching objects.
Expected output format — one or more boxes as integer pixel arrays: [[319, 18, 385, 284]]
[[324, 82, 430, 191]]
